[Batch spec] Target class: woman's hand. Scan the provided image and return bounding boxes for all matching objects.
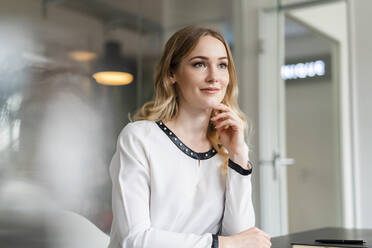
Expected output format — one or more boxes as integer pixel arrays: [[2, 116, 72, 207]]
[[219, 227, 272, 248], [210, 103, 249, 168]]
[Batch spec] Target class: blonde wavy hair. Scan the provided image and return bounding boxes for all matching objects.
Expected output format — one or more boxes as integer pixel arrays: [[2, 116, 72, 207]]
[[134, 25, 247, 172]]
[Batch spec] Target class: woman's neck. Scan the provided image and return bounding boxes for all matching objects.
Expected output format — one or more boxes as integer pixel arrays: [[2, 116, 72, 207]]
[[164, 106, 213, 152]]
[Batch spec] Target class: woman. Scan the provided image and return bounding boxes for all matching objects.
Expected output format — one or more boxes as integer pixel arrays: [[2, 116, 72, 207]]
[[108, 26, 271, 248]]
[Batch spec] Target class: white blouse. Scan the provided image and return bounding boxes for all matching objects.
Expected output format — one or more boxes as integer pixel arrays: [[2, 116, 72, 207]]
[[108, 120, 255, 248]]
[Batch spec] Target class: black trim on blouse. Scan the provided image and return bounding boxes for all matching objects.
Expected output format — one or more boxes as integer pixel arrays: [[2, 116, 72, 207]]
[[228, 159, 253, 176], [211, 234, 219, 248], [156, 121, 217, 160]]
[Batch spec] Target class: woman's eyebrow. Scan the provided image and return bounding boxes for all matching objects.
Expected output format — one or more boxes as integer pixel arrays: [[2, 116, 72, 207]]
[[189, 56, 228, 61]]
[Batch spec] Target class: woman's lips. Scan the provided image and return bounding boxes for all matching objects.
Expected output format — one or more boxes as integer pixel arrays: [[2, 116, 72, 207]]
[[200, 87, 220, 94]]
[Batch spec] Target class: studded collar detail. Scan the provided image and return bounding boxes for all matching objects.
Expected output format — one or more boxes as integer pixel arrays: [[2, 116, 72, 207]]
[[156, 121, 218, 160]]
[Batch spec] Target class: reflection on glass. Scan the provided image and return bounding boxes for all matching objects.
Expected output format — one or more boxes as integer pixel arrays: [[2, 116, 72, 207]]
[[68, 50, 97, 62], [93, 71, 133, 85], [0, 0, 236, 246]]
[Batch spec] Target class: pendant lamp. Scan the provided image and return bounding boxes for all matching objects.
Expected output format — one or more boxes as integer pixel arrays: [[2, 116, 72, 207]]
[[92, 41, 134, 86]]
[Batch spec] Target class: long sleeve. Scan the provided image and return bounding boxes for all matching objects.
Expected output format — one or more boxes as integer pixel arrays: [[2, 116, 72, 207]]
[[108, 124, 213, 248], [221, 159, 255, 236]]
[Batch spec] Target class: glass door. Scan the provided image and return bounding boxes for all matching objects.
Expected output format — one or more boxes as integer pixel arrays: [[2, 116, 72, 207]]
[[258, 0, 353, 236]]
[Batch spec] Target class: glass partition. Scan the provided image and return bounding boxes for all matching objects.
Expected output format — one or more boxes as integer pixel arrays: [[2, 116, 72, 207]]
[[0, 0, 236, 245]]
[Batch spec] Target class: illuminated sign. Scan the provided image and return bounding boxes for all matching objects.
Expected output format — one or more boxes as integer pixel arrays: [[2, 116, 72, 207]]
[[281, 60, 325, 80], [281, 55, 331, 81]]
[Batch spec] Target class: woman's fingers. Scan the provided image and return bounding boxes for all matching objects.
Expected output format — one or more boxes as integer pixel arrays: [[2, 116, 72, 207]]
[[251, 227, 270, 240], [213, 103, 230, 112], [263, 231, 271, 241], [237, 227, 272, 248], [258, 229, 271, 247], [212, 103, 247, 156], [212, 112, 242, 131], [214, 119, 236, 130], [211, 104, 242, 129], [213, 104, 242, 121], [266, 239, 272, 247], [211, 112, 233, 122]]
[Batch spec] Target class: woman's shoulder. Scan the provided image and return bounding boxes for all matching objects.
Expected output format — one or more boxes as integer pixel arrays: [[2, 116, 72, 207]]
[[119, 120, 156, 139]]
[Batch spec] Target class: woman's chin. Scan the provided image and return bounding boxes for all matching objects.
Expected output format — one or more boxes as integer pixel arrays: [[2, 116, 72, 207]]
[[201, 99, 223, 109]]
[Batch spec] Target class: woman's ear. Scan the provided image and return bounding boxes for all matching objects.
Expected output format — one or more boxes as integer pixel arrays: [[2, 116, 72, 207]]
[[169, 72, 177, 84]]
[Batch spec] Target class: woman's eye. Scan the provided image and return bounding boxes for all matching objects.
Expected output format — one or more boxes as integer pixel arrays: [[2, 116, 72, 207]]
[[193, 62, 205, 68], [218, 63, 228, 69]]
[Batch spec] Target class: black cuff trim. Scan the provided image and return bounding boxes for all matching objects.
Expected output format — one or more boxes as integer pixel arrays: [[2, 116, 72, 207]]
[[211, 234, 219, 248], [228, 159, 253, 175]]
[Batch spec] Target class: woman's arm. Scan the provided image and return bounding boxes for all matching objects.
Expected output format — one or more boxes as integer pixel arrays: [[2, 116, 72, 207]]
[[217, 159, 271, 248], [210, 104, 255, 234], [211, 104, 271, 247], [109, 124, 213, 248], [221, 159, 255, 235]]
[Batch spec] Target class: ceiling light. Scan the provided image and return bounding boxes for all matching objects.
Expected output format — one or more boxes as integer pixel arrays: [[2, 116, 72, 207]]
[[92, 41, 134, 86], [68, 50, 97, 62]]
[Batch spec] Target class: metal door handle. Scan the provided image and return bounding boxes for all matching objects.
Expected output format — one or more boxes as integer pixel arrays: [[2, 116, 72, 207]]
[[259, 152, 295, 179]]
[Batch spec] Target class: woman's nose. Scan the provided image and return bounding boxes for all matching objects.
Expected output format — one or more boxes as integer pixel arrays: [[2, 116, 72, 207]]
[[206, 66, 218, 83]]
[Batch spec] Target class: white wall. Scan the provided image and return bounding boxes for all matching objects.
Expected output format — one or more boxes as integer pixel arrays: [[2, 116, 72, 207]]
[[349, 0, 372, 228]]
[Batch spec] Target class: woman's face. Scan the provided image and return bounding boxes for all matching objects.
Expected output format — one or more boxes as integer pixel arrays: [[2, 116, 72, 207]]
[[170, 35, 230, 111]]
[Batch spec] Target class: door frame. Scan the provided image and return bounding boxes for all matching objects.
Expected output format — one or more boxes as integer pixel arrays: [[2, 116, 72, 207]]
[[258, 8, 288, 237]]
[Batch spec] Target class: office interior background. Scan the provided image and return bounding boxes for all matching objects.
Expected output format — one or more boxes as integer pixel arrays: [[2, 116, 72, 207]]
[[0, 0, 371, 246]]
